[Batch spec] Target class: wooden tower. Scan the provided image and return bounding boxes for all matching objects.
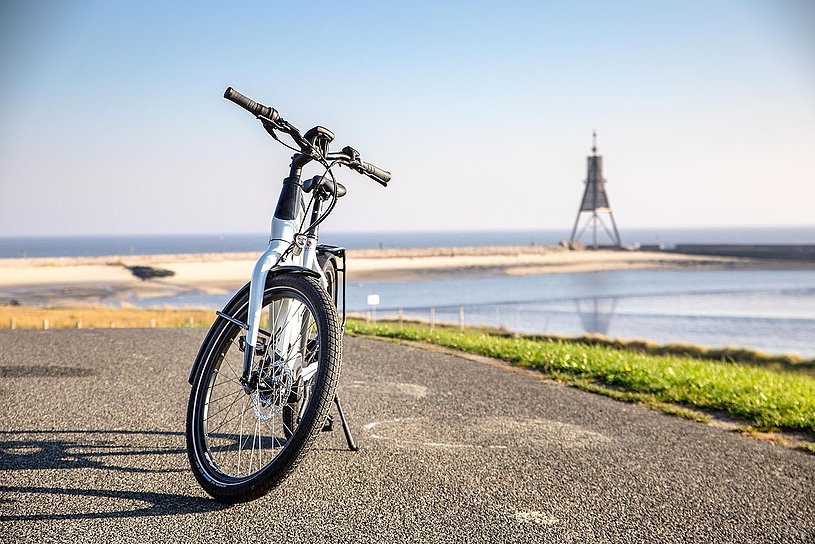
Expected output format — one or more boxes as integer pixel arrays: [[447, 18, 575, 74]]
[[569, 132, 622, 249]]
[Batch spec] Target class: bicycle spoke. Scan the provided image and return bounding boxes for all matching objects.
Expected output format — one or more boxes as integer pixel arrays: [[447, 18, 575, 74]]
[[207, 402, 250, 434], [205, 390, 245, 426], [235, 394, 249, 475], [220, 344, 242, 381], [208, 386, 244, 405], [212, 372, 241, 388], [250, 415, 265, 473]]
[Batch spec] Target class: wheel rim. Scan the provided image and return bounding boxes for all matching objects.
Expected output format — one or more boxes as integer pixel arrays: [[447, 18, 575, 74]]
[[198, 286, 321, 481]]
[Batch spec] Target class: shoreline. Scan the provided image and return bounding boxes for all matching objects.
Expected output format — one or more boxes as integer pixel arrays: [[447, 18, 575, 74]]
[[0, 245, 798, 307]]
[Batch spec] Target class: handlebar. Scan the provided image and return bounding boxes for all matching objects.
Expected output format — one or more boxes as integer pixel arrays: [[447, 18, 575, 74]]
[[224, 86, 389, 186], [360, 161, 391, 184], [224, 87, 279, 121]]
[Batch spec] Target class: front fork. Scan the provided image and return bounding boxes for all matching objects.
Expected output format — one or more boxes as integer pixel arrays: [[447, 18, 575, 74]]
[[239, 239, 321, 389], [242, 243, 284, 387]]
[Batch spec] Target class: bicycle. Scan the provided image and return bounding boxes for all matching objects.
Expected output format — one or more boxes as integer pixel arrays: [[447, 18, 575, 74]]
[[185, 87, 390, 503]]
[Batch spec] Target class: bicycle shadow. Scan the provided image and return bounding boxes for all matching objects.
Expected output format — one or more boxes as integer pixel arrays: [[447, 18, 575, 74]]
[[0, 429, 228, 520], [0, 485, 227, 521], [0, 429, 188, 473]]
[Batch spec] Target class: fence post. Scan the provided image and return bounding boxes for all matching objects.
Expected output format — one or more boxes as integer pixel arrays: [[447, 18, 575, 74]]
[[10, 318, 16, 330], [514, 306, 520, 338], [76, 320, 82, 329], [398, 308, 404, 328], [109, 321, 115, 329], [429, 308, 435, 331], [43, 319, 49, 330], [458, 307, 464, 330], [150, 319, 157, 328]]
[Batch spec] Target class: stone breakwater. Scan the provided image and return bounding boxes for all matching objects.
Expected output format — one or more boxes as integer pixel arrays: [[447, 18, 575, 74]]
[[669, 244, 815, 261]]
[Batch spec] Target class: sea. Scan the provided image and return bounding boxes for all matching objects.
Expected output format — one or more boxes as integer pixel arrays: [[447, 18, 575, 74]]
[[2, 227, 814, 358], [2, 227, 815, 258]]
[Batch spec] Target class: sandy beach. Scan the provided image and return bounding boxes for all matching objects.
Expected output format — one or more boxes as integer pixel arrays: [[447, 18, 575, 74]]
[[0, 246, 756, 307]]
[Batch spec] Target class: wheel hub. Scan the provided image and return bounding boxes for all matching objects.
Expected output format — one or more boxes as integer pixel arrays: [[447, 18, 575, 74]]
[[250, 354, 294, 421]]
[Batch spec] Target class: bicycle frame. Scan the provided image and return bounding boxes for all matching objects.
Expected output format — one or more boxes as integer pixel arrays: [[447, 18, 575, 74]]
[[241, 160, 328, 386]]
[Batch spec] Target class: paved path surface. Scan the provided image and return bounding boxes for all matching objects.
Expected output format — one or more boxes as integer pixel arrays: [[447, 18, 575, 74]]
[[0, 329, 813, 543]]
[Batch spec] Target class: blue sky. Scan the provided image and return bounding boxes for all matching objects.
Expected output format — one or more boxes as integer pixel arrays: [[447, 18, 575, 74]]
[[1, 1, 813, 236]]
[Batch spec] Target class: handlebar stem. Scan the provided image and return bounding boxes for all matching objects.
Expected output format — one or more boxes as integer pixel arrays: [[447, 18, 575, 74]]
[[289, 153, 313, 178]]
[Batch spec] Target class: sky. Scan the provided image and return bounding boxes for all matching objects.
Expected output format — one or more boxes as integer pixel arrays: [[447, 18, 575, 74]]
[[0, 0, 813, 236]]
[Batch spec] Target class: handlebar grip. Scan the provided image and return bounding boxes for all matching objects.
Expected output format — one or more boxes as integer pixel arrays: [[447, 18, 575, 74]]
[[361, 161, 391, 184], [224, 87, 279, 121]]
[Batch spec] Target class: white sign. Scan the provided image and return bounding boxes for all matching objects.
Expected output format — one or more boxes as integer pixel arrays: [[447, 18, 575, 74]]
[[367, 294, 380, 306]]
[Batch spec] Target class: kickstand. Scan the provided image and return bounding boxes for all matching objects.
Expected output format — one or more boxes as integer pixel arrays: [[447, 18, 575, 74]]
[[334, 394, 359, 451]]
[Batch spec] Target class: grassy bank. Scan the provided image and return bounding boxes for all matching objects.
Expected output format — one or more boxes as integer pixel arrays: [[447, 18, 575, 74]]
[[523, 333, 815, 374], [0, 306, 214, 329], [346, 320, 815, 439]]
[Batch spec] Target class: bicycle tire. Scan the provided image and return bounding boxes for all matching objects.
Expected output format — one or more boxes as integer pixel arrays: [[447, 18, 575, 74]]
[[186, 273, 342, 503], [317, 254, 339, 307], [283, 257, 339, 436]]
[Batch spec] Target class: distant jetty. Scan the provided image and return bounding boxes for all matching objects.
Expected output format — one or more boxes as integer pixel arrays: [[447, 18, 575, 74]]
[[657, 244, 815, 261]]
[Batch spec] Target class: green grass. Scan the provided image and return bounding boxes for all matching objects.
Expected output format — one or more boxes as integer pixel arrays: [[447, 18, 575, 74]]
[[797, 442, 815, 454], [346, 320, 815, 435], [523, 333, 815, 374]]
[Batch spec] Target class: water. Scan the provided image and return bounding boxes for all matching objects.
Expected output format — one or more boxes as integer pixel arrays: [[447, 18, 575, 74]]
[[0, 234, 270, 259], [2, 226, 815, 258], [342, 269, 815, 358], [132, 268, 815, 358]]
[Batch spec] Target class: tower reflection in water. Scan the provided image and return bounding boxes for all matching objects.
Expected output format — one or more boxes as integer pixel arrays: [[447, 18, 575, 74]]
[[391, 297, 622, 340], [574, 297, 618, 336]]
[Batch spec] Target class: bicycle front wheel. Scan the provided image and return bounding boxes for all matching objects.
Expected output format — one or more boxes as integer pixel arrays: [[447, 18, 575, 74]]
[[186, 273, 341, 503]]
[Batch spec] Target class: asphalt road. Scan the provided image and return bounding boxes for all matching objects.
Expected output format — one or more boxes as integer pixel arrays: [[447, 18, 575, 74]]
[[0, 329, 813, 543]]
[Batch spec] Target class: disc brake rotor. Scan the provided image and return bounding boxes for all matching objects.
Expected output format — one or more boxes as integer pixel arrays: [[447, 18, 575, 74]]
[[251, 354, 294, 421]]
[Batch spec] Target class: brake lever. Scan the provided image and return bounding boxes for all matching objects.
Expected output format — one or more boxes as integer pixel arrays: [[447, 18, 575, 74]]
[[263, 117, 321, 158], [261, 119, 279, 138], [258, 113, 280, 126], [341, 146, 376, 181]]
